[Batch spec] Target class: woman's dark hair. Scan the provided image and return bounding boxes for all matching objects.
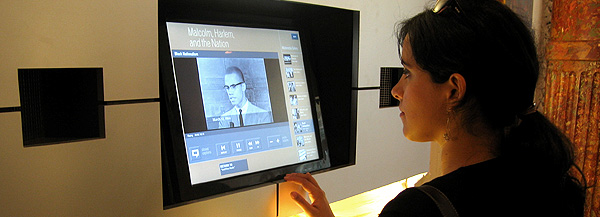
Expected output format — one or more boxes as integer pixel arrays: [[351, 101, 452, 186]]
[[397, 0, 585, 213]]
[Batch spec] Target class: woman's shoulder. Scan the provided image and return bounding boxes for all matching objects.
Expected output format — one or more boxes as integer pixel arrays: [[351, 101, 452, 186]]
[[423, 158, 574, 216], [379, 187, 443, 217], [380, 159, 518, 217]]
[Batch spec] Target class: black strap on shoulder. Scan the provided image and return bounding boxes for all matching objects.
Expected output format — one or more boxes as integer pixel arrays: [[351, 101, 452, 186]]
[[416, 185, 460, 217]]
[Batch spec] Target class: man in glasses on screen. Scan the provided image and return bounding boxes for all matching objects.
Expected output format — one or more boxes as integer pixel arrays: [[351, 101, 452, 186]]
[[219, 66, 273, 129]]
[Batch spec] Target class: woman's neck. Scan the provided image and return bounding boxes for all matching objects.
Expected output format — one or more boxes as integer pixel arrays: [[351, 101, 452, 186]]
[[438, 128, 499, 175]]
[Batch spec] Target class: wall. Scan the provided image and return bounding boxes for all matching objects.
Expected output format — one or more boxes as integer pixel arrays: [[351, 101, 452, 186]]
[[0, 0, 429, 216], [543, 0, 600, 216]]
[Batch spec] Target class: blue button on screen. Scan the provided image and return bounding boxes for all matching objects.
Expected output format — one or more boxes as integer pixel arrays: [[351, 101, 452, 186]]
[[219, 159, 249, 175]]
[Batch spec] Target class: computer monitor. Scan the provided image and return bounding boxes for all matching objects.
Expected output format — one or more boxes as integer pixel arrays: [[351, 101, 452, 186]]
[[168, 21, 328, 184], [159, 0, 358, 208]]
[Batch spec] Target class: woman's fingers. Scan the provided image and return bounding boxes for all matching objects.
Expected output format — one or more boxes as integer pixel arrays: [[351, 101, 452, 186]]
[[290, 191, 317, 214], [284, 173, 324, 197], [284, 173, 335, 217]]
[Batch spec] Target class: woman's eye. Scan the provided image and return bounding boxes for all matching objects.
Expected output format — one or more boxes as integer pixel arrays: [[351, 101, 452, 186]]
[[402, 68, 411, 78]]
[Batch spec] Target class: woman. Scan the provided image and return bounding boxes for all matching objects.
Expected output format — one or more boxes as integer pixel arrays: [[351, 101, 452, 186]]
[[284, 0, 587, 216]]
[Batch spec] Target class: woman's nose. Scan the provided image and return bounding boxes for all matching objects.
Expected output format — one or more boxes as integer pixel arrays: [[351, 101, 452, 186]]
[[391, 79, 403, 100]]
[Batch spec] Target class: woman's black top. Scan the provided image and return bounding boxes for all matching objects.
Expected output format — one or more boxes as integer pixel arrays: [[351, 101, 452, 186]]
[[379, 158, 584, 217]]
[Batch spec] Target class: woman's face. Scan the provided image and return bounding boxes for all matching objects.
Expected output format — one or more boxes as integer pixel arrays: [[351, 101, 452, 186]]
[[391, 36, 449, 143]]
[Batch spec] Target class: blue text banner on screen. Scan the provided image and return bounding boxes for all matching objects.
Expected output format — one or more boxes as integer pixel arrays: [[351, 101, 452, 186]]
[[186, 121, 315, 164], [172, 50, 279, 59]]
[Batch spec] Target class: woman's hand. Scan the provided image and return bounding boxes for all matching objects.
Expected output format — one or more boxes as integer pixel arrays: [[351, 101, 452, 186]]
[[284, 173, 335, 217]]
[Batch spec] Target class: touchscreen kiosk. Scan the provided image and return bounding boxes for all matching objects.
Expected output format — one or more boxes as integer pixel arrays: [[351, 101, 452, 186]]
[[167, 22, 325, 184], [160, 0, 358, 208], [161, 20, 331, 206]]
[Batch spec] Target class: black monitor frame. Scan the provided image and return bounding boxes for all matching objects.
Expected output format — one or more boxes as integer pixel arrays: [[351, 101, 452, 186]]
[[159, 0, 359, 208]]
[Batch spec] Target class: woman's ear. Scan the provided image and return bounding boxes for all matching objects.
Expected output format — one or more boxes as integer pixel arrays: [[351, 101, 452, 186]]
[[445, 73, 466, 106]]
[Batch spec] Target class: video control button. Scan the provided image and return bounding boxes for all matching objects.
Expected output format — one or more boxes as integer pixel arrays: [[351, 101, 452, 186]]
[[268, 135, 282, 148]]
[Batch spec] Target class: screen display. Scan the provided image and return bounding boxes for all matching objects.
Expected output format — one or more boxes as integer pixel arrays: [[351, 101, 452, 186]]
[[166, 22, 321, 185]]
